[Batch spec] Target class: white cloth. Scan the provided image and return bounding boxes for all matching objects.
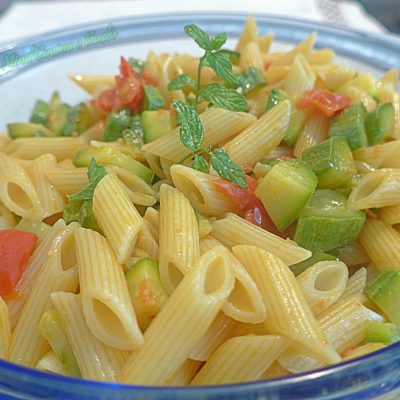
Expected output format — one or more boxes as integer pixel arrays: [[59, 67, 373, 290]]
[[0, 0, 389, 46]]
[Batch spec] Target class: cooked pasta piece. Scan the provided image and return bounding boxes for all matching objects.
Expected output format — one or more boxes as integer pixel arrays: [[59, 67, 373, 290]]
[[293, 112, 328, 158], [336, 241, 370, 267], [189, 312, 237, 362], [6, 219, 66, 328], [353, 140, 400, 169], [348, 169, 400, 210], [211, 213, 311, 265], [75, 228, 143, 351], [135, 220, 159, 259], [36, 351, 69, 375], [296, 261, 348, 316], [358, 219, 400, 270], [239, 42, 264, 71], [0, 201, 16, 229], [339, 267, 367, 301], [378, 205, 400, 227], [191, 335, 289, 385], [0, 153, 44, 220], [260, 361, 291, 380], [9, 223, 80, 367], [46, 167, 88, 196], [142, 108, 256, 163], [121, 246, 234, 385], [0, 298, 10, 360], [51, 292, 128, 382], [233, 245, 339, 364], [342, 343, 386, 361], [31, 154, 65, 219], [158, 184, 200, 294], [171, 165, 235, 217], [314, 64, 356, 90], [143, 207, 159, 236], [278, 296, 383, 373], [284, 54, 315, 95], [223, 100, 291, 167], [69, 74, 115, 95], [5, 137, 84, 161], [236, 16, 258, 53], [165, 359, 203, 386], [93, 174, 143, 265]]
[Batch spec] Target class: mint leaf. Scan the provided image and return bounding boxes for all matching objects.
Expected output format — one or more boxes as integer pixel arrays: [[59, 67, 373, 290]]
[[128, 58, 145, 74], [207, 51, 239, 86], [63, 200, 102, 232], [167, 74, 197, 92], [192, 155, 209, 173], [144, 85, 165, 111], [173, 100, 204, 151], [210, 32, 227, 51], [184, 25, 212, 51], [199, 83, 248, 112], [211, 148, 247, 188], [238, 67, 268, 95], [63, 200, 83, 224], [68, 158, 107, 201], [218, 49, 240, 65]]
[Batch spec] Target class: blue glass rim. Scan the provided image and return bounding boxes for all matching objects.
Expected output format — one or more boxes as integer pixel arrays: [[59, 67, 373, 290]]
[[0, 11, 400, 85], [1, 11, 400, 397]]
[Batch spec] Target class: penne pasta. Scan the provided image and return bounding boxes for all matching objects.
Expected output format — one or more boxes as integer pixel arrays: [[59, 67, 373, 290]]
[[284, 54, 315, 95], [0, 298, 11, 360]]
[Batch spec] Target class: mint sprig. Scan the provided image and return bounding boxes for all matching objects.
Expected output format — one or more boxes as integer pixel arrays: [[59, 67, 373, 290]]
[[171, 24, 248, 189]]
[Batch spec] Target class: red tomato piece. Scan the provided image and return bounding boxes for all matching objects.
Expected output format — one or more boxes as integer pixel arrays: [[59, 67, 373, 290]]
[[92, 56, 158, 113], [0, 230, 38, 298], [246, 175, 258, 192], [213, 178, 281, 236], [298, 89, 352, 117]]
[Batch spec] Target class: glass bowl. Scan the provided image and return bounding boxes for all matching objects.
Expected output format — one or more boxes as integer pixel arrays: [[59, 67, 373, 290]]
[[1, 12, 400, 400]]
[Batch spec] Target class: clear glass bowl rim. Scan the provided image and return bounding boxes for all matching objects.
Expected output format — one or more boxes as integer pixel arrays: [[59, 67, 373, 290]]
[[1, 11, 400, 399]]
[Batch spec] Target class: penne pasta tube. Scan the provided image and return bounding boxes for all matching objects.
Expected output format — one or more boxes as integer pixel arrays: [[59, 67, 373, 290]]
[[75, 228, 143, 351], [170, 164, 235, 217], [358, 219, 400, 270], [260, 361, 291, 380], [165, 359, 203, 386], [31, 154, 65, 219], [46, 167, 88, 196], [142, 107, 256, 163], [6, 219, 66, 328], [296, 261, 348, 316], [342, 343, 386, 361], [36, 351, 69, 376], [335, 241, 370, 267], [121, 246, 234, 385], [158, 184, 200, 294], [233, 245, 339, 364], [135, 220, 159, 260], [239, 41, 264, 71], [223, 100, 291, 167], [6, 137, 85, 161], [0, 298, 11, 360], [191, 335, 289, 385], [0, 201, 16, 229], [51, 292, 128, 382], [69, 74, 115, 96], [93, 174, 143, 265], [0, 153, 44, 220], [379, 204, 400, 227], [284, 53, 315, 95], [189, 312, 237, 362], [9, 223, 80, 367], [339, 267, 367, 302], [348, 168, 400, 210], [314, 64, 355, 90], [236, 16, 258, 53], [353, 140, 400, 169], [211, 213, 311, 265], [278, 296, 384, 373]]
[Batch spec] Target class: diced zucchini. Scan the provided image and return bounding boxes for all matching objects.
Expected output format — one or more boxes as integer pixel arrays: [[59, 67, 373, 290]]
[[75, 102, 99, 134], [365, 270, 400, 326], [365, 103, 395, 145], [290, 252, 337, 276], [144, 85, 165, 111], [195, 212, 212, 238], [47, 91, 70, 135], [142, 110, 176, 143], [73, 146, 154, 183], [39, 309, 81, 377], [125, 257, 168, 331], [103, 109, 132, 142], [294, 189, 366, 252], [30, 100, 50, 124], [302, 136, 356, 189], [328, 102, 368, 151], [7, 122, 55, 139], [255, 160, 318, 231], [365, 321, 400, 345], [266, 88, 287, 111], [15, 218, 50, 240], [283, 104, 308, 146]]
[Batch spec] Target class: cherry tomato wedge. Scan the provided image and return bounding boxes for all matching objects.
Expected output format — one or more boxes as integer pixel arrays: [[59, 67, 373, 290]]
[[298, 89, 352, 117], [0, 230, 38, 298], [213, 178, 281, 236], [92, 56, 158, 113]]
